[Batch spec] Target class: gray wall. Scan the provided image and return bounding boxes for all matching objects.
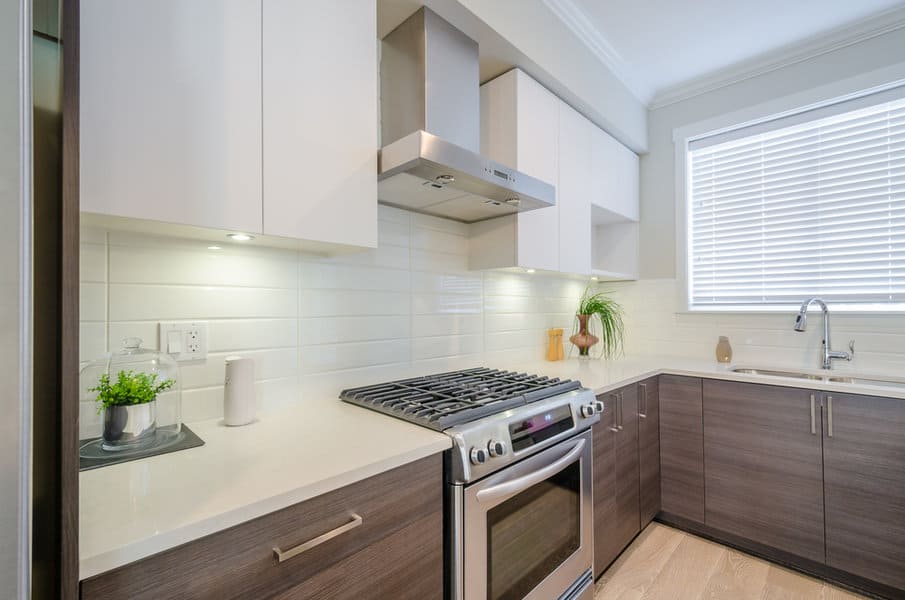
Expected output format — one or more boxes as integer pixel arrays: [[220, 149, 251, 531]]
[[0, 0, 30, 598], [639, 27, 905, 279]]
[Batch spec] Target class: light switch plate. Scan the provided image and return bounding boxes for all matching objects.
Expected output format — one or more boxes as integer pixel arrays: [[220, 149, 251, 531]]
[[158, 321, 208, 362]]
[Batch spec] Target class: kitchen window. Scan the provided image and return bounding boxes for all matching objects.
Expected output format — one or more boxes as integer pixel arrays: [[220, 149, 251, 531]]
[[686, 87, 905, 311]]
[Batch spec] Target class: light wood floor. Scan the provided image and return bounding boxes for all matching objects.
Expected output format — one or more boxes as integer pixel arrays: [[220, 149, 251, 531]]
[[595, 523, 868, 600]]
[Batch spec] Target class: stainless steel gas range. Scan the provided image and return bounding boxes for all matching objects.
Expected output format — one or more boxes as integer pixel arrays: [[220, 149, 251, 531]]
[[341, 368, 603, 600]]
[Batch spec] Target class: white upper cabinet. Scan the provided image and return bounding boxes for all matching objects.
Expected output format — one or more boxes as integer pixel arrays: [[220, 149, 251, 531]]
[[475, 68, 639, 278], [80, 0, 264, 235], [474, 69, 559, 272], [591, 127, 640, 222], [262, 0, 377, 248], [558, 104, 593, 275], [80, 0, 378, 251]]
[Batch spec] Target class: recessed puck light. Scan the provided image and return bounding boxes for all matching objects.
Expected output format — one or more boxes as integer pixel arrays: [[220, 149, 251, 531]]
[[227, 233, 254, 242]]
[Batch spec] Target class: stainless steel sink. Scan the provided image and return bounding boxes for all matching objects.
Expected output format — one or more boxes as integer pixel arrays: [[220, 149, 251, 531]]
[[730, 368, 825, 381], [827, 376, 905, 390], [731, 368, 905, 390]]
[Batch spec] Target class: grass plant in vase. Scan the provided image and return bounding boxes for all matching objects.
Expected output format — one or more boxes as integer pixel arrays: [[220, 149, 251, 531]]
[[570, 283, 625, 359], [90, 370, 175, 450]]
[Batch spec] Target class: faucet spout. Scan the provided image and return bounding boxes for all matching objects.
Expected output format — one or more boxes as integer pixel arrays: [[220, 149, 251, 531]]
[[792, 297, 852, 370]]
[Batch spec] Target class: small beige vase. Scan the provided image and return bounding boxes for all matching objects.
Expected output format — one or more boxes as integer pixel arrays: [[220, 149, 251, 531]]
[[715, 336, 733, 363]]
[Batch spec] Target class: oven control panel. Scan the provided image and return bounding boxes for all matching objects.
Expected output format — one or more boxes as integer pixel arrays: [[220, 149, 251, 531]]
[[447, 388, 601, 484]]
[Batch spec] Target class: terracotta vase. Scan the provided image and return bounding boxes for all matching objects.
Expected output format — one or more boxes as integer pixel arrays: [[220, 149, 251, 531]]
[[570, 314, 599, 357]]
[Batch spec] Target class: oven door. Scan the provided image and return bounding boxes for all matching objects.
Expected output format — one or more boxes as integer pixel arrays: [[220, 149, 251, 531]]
[[462, 429, 594, 600]]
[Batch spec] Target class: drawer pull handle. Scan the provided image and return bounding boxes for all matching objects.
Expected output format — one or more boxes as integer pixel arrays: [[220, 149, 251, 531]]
[[273, 514, 363, 563], [810, 394, 816, 435]]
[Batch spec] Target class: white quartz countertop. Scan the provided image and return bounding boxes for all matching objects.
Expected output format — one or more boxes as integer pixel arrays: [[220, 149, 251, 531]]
[[504, 355, 905, 401], [80, 353, 905, 580], [79, 397, 451, 580]]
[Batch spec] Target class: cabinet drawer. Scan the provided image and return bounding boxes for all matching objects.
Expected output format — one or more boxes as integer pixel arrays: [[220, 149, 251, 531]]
[[81, 454, 443, 600]]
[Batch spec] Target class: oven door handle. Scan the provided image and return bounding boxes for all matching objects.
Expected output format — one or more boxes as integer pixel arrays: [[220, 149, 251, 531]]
[[475, 438, 586, 505]]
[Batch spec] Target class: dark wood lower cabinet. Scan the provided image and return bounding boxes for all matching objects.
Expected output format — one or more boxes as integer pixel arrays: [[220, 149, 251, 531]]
[[638, 377, 660, 525], [658, 375, 704, 522], [80, 455, 443, 600], [593, 381, 652, 578], [592, 394, 619, 577], [823, 391, 905, 592], [703, 380, 825, 563]]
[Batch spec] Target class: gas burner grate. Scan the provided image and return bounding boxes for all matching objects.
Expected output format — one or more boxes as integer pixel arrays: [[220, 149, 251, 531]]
[[340, 367, 581, 430]]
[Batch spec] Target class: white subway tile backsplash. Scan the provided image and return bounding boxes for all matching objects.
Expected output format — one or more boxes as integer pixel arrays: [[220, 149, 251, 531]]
[[81, 216, 905, 426], [299, 289, 411, 317], [80, 282, 106, 322], [109, 285, 297, 321], [110, 245, 298, 289], [299, 339, 412, 374], [300, 316, 411, 345], [80, 243, 107, 283]]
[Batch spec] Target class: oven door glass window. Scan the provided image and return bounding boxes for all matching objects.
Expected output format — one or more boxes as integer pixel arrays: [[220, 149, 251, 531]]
[[486, 460, 581, 600]]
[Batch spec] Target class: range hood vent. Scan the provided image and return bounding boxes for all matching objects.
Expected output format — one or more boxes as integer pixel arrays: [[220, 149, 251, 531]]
[[378, 7, 555, 223]]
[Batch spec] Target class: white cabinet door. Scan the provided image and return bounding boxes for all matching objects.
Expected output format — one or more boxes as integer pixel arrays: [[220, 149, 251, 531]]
[[262, 0, 377, 248], [591, 127, 639, 222], [514, 71, 559, 272], [80, 0, 263, 234], [558, 104, 592, 275]]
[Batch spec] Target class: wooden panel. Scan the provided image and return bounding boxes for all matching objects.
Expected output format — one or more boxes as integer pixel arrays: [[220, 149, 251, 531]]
[[593, 393, 619, 577], [823, 392, 905, 591], [81, 455, 442, 600], [61, 1, 81, 596], [659, 375, 704, 522], [614, 384, 641, 550], [272, 512, 442, 600], [639, 377, 661, 526], [262, 0, 377, 247], [703, 380, 824, 563], [80, 0, 263, 234]]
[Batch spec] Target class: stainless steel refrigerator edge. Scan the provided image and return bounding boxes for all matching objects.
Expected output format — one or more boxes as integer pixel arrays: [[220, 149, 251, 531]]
[[0, 0, 33, 597]]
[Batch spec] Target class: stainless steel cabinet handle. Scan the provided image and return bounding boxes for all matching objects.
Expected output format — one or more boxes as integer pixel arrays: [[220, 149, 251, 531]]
[[608, 393, 620, 432], [810, 394, 816, 435], [639, 383, 648, 419], [273, 514, 363, 563], [827, 395, 834, 438], [618, 392, 624, 431]]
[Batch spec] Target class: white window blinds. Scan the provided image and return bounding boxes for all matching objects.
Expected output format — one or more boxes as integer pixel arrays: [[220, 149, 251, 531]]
[[688, 92, 905, 309]]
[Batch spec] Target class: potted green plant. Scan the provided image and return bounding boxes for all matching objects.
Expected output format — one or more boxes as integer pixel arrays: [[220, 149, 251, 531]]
[[90, 370, 175, 450], [570, 283, 625, 359]]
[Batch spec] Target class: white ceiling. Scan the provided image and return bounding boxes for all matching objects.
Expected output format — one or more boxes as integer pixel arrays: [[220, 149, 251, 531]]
[[556, 0, 905, 105]]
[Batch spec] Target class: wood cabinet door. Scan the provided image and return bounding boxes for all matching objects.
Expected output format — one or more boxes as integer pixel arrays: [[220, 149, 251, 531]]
[[823, 392, 905, 591], [262, 0, 377, 248], [639, 377, 661, 525], [613, 385, 641, 552], [592, 393, 619, 577], [659, 375, 705, 522], [703, 380, 825, 563], [80, 0, 263, 234]]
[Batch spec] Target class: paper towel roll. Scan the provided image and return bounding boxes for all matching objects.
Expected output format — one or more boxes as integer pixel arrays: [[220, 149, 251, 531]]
[[224, 356, 256, 426]]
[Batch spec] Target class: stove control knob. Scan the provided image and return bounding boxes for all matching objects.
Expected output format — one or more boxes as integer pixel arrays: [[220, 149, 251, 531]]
[[488, 440, 507, 458], [593, 400, 605, 414], [470, 446, 489, 465], [580, 404, 596, 418]]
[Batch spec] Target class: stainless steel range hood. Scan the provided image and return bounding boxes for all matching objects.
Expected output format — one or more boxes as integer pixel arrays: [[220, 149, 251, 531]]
[[378, 7, 555, 223]]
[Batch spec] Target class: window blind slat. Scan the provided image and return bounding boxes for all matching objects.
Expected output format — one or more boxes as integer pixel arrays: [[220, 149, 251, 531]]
[[688, 92, 905, 309]]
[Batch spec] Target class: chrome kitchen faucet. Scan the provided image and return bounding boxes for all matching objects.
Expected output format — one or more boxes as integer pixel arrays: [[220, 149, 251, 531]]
[[793, 297, 854, 370]]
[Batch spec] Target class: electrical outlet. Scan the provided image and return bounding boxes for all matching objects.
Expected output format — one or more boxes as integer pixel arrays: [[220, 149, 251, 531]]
[[158, 321, 208, 362]]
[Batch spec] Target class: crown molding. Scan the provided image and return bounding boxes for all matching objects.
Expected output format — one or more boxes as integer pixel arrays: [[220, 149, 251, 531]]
[[649, 4, 905, 110], [541, 0, 654, 104]]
